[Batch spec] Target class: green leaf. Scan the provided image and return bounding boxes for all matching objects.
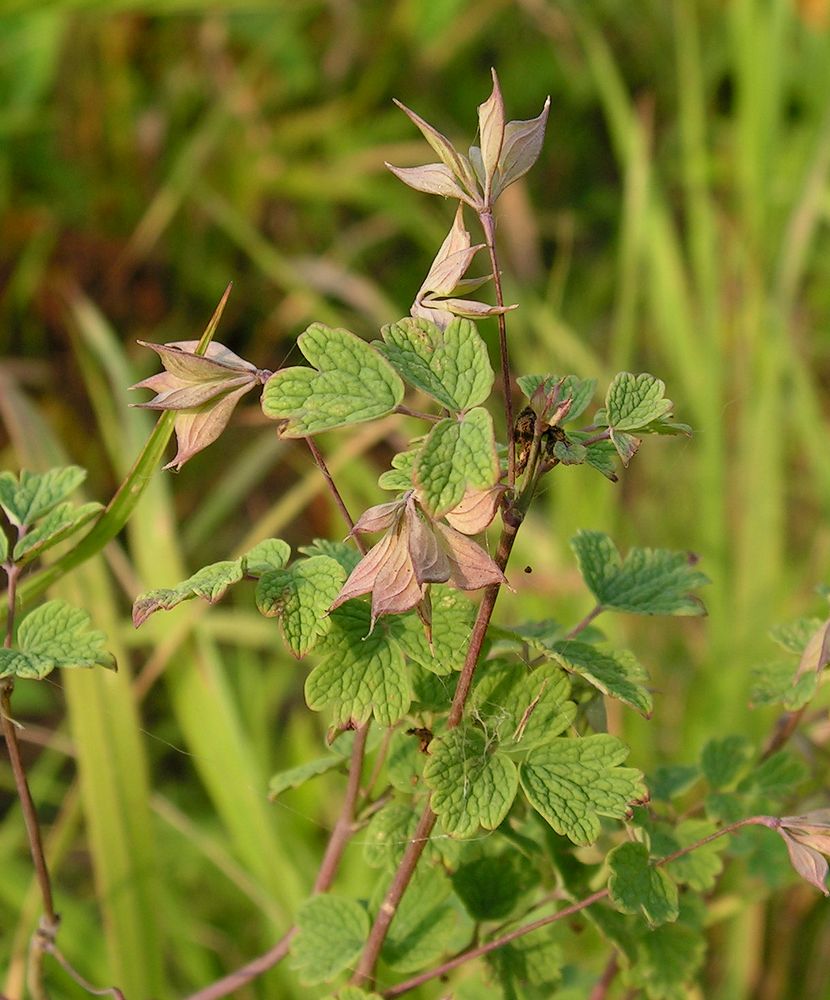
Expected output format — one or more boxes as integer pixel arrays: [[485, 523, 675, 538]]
[[571, 530, 709, 616], [363, 801, 459, 870], [630, 921, 705, 1000], [329, 989, 383, 1000], [551, 438, 587, 466], [0, 600, 115, 680], [769, 616, 826, 654], [581, 437, 619, 481], [516, 374, 597, 423], [387, 586, 476, 676], [471, 661, 577, 751], [11, 501, 103, 566], [605, 373, 673, 431], [378, 447, 420, 492], [268, 755, 345, 800], [290, 895, 369, 986], [0, 529, 7, 561], [486, 924, 562, 997], [649, 764, 700, 802], [261, 324, 404, 436], [411, 661, 455, 712], [700, 735, 753, 790], [737, 750, 808, 798], [608, 841, 679, 927], [382, 868, 471, 972], [243, 538, 291, 577], [749, 658, 818, 711], [386, 729, 427, 793], [305, 602, 410, 726], [363, 803, 420, 869], [132, 559, 246, 628], [548, 641, 653, 717], [664, 820, 727, 892], [520, 734, 646, 845], [415, 407, 498, 516], [610, 428, 641, 466], [0, 466, 87, 528], [256, 555, 346, 658], [377, 316, 493, 411], [452, 850, 537, 921], [424, 725, 518, 837], [299, 538, 361, 574]]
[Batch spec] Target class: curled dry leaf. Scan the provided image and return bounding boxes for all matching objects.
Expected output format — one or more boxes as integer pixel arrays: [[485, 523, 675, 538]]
[[444, 485, 506, 535], [410, 206, 513, 329], [131, 339, 268, 471], [777, 811, 830, 894], [331, 492, 505, 628]]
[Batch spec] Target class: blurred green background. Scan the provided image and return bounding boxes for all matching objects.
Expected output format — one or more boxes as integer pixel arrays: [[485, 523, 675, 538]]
[[2, 0, 830, 997]]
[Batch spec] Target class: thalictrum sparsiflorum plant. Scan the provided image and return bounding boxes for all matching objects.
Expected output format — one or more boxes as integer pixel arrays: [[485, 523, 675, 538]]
[[3, 70, 829, 1000]]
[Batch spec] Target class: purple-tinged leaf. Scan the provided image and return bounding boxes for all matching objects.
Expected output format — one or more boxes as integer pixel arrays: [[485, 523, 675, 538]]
[[385, 162, 477, 206], [779, 830, 829, 895], [392, 100, 480, 198], [492, 97, 551, 199], [478, 69, 506, 201]]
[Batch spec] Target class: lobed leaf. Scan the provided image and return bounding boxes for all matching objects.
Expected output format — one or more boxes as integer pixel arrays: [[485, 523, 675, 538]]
[[415, 407, 498, 516], [386, 586, 476, 676], [0, 599, 115, 680], [664, 820, 727, 892], [381, 869, 471, 972], [452, 850, 537, 921], [486, 924, 562, 997], [305, 602, 410, 726], [291, 896, 369, 986], [605, 372, 674, 432], [132, 560, 245, 627], [377, 316, 493, 412], [749, 658, 818, 711], [631, 921, 706, 1000], [261, 324, 404, 436], [471, 660, 576, 750], [571, 530, 709, 616], [424, 725, 518, 837], [257, 555, 346, 658], [548, 641, 653, 717], [12, 500, 102, 566], [607, 841, 679, 927], [520, 734, 647, 845], [378, 447, 419, 492], [0, 466, 87, 528], [268, 755, 345, 800], [700, 735, 753, 790]]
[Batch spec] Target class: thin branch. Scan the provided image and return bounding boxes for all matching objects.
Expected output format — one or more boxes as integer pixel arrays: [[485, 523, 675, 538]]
[[382, 816, 769, 997], [589, 952, 620, 1000], [383, 888, 610, 997], [182, 929, 297, 1000], [1, 559, 57, 926], [352, 516, 521, 988], [563, 604, 603, 641], [38, 936, 125, 1000], [184, 722, 371, 1000], [303, 436, 367, 555], [479, 209, 515, 487], [394, 405, 442, 423]]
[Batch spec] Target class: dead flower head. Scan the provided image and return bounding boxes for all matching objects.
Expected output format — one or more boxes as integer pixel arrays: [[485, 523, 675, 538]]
[[131, 340, 270, 471], [330, 488, 506, 630]]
